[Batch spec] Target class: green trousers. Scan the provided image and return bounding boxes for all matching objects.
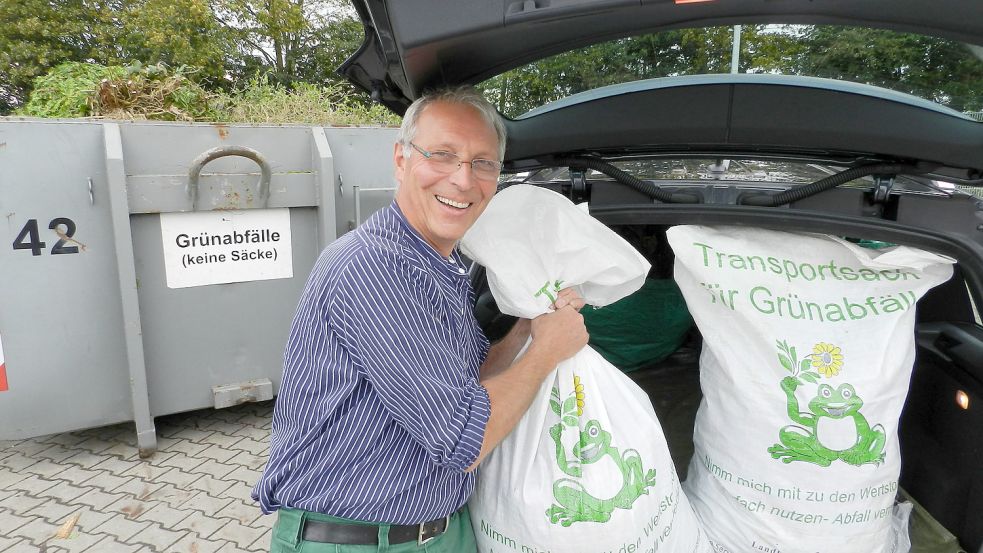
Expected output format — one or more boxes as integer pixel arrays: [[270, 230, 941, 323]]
[[270, 506, 477, 553]]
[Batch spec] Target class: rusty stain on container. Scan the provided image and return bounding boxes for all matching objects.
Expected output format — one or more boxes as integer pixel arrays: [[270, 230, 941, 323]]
[[214, 124, 230, 140], [236, 383, 258, 405], [221, 190, 242, 209], [53, 225, 88, 252]]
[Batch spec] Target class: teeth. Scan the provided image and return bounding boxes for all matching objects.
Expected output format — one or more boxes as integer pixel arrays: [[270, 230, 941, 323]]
[[436, 195, 470, 209]]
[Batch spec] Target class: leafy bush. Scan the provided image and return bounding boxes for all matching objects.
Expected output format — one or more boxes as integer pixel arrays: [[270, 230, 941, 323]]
[[18, 61, 216, 120], [16, 63, 400, 126], [18, 63, 126, 118]]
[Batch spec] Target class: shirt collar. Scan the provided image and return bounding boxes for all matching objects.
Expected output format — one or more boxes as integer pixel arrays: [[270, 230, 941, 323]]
[[388, 201, 470, 280]]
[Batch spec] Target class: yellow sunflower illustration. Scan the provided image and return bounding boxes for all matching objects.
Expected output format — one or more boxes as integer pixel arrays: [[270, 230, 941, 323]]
[[810, 342, 844, 378], [574, 375, 585, 415]]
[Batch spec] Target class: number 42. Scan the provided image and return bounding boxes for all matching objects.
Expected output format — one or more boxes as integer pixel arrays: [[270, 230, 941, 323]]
[[12, 218, 80, 256]]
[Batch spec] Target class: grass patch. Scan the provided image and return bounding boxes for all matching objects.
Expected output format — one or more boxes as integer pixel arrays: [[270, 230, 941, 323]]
[[213, 78, 400, 126]]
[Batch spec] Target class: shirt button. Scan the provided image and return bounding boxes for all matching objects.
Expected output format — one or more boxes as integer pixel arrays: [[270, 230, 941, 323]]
[[458, 268, 466, 274]]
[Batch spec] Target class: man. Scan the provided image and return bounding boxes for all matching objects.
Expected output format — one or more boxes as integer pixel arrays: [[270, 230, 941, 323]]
[[253, 86, 588, 552]]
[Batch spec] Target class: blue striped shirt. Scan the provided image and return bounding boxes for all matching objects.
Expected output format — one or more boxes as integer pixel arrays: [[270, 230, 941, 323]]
[[253, 201, 492, 524]]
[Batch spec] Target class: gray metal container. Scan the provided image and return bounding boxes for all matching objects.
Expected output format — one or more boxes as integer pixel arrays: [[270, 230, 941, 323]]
[[0, 118, 398, 455]]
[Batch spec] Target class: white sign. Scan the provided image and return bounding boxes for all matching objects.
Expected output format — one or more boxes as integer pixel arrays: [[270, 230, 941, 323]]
[[160, 209, 293, 289]]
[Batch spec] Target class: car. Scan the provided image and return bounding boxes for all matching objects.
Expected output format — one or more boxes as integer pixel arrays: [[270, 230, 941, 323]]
[[339, 2, 983, 551]]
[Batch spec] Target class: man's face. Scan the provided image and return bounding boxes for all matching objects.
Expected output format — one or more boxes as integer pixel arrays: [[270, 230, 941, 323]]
[[394, 101, 500, 256]]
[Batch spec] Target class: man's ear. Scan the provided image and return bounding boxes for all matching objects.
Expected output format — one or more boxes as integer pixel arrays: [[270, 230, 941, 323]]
[[393, 142, 406, 181]]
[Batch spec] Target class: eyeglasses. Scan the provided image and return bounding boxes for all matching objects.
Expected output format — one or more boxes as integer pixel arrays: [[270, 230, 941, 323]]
[[409, 142, 503, 181]]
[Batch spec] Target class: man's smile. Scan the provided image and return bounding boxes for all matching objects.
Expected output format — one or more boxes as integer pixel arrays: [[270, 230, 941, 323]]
[[435, 195, 472, 209]]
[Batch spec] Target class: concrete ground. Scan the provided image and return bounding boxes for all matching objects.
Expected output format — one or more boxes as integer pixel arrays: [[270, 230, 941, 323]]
[[0, 400, 276, 552]]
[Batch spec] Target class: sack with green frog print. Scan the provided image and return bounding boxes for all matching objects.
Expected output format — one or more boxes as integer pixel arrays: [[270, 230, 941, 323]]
[[667, 225, 955, 553], [461, 186, 710, 553]]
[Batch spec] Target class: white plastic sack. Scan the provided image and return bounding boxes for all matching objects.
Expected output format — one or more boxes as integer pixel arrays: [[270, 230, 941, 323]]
[[462, 186, 710, 553], [667, 225, 955, 553]]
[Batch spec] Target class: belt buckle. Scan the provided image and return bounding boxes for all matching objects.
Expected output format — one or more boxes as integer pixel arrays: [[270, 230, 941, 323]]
[[417, 515, 450, 546]]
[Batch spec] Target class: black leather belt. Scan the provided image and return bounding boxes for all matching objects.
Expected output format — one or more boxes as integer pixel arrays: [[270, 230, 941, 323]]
[[302, 515, 451, 546]]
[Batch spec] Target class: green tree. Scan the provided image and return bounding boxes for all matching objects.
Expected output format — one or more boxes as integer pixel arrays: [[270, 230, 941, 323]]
[[293, 14, 365, 91], [480, 27, 742, 117], [119, 0, 232, 84], [797, 26, 983, 112], [0, 0, 235, 113], [213, 0, 360, 87], [0, 0, 376, 113], [737, 25, 806, 74], [480, 24, 983, 118], [0, 0, 121, 112]]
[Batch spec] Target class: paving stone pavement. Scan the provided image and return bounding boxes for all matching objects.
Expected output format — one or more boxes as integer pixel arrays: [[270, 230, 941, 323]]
[[0, 400, 276, 553]]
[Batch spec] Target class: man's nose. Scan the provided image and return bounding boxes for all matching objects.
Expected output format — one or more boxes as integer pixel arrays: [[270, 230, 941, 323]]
[[449, 161, 476, 189]]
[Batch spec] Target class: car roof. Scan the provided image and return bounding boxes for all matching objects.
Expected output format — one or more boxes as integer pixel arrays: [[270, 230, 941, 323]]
[[340, 0, 983, 178]]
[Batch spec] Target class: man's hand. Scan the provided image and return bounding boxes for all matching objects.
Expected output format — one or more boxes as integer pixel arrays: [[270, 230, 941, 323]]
[[530, 287, 588, 368], [530, 305, 588, 369], [478, 287, 585, 380], [551, 287, 586, 312]]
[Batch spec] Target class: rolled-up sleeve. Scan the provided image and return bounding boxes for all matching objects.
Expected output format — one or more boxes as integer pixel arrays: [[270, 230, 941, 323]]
[[333, 249, 491, 472]]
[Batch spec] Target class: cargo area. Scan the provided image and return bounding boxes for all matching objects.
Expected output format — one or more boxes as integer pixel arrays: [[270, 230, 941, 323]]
[[473, 217, 981, 553]]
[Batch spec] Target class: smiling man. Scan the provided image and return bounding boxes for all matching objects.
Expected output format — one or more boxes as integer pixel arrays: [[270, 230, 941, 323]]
[[253, 87, 588, 553]]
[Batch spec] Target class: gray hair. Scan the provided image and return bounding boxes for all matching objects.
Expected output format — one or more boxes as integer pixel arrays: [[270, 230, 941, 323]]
[[397, 86, 507, 160]]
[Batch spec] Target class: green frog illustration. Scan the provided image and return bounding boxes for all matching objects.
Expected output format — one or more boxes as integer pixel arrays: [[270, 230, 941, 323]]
[[546, 419, 658, 526], [768, 377, 886, 467]]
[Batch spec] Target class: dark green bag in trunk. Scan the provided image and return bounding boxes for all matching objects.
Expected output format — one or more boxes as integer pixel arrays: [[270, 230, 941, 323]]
[[582, 278, 692, 373]]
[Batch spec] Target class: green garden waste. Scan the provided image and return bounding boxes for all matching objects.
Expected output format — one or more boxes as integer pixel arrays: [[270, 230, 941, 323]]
[[582, 279, 692, 373]]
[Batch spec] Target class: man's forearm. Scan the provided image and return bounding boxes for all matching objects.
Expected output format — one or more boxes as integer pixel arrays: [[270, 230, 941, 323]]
[[467, 342, 559, 471], [466, 302, 588, 472], [479, 318, 531, 379]]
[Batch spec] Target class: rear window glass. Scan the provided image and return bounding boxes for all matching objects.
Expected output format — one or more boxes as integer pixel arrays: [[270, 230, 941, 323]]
[[478, 25, 983, 121]]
